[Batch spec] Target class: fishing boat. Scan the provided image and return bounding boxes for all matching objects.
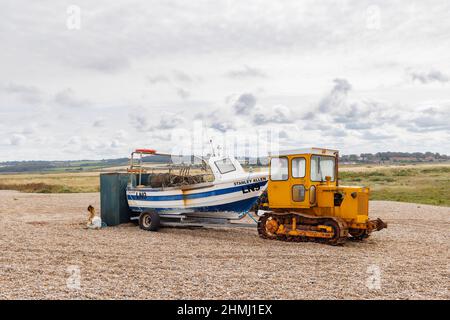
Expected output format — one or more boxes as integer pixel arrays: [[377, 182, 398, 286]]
[[126, 149, 268, 229]]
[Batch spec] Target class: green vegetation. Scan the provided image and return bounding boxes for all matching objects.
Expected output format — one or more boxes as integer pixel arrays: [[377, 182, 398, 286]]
[[0, 158, 129, 173], [0, 172, 100, 193], [0, 155, 170, 173], [0, 182, 97, 193], [340, 151, 449, 163], [0, 164, 449, 207], [339, 166, 450, 206]]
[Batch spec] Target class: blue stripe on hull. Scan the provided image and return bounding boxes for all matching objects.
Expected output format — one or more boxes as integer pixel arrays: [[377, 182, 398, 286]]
[[129, 196, 259, 214], [127, 181, 267, 202]]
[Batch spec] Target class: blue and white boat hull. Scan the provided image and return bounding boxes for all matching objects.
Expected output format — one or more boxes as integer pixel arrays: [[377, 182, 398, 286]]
[[127, 175, 267, 219]]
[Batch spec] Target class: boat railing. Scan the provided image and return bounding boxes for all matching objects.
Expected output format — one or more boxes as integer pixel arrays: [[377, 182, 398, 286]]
[[128, 149, 217, 189]]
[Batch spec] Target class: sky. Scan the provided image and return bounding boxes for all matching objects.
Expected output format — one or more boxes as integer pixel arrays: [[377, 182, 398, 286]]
[[0, 0, 449, 161]]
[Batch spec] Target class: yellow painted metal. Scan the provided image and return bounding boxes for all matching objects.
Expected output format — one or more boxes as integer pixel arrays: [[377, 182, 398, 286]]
[[267, 148, 376, 234], [356, 215, 368, 224], [276, 224, 285, 234], [287, 229, 334, 238], [317, 225, 332, 232], [266, 219, 279, 234], [317, 188, 334, 207]]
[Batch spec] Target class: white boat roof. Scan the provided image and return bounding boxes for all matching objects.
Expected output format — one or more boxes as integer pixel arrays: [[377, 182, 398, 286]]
[[269, 147, 339, 157]]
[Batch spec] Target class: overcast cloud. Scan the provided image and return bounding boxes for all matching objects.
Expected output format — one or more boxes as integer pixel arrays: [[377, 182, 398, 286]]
[[0, 0, 449, 160]]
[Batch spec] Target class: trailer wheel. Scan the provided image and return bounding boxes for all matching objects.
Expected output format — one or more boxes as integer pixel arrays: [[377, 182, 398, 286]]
[[139, 211, 160, 231]]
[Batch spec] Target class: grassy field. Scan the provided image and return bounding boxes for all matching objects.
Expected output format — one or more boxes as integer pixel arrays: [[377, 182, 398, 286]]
[[0, 172, 100, 193], [0, 163, 449, 206], [339, 164, 450, 206]]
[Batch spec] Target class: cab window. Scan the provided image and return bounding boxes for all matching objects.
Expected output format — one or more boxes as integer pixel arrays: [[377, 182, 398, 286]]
[[292, 185, 305, 202], [311, 155, 335, 182], [292, 158, 306, 178], [270, 157, 288, 181]]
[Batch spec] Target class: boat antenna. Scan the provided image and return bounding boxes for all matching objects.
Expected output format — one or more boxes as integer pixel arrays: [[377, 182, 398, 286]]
[[209, 139, 216, 156]]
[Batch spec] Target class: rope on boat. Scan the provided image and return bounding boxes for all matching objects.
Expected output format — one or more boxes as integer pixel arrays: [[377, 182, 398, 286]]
[[244, 211, 259, 224]]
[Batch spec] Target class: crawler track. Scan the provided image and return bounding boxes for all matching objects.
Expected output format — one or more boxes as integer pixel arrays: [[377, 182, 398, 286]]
[[257, 212, 348, 245]]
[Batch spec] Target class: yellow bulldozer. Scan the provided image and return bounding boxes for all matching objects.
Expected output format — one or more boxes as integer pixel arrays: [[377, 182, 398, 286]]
[[257, 148, 387, 245]]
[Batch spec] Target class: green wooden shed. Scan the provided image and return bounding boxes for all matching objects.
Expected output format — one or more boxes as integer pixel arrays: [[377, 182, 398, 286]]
[[100, 173, 132, 226]]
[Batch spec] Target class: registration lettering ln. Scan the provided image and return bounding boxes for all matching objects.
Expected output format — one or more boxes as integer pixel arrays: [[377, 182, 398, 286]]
[[135, 191, 147, 199], [241, 183, 260, 194]]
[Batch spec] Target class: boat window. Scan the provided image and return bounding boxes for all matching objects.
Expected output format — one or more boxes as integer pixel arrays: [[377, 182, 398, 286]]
[[214, 158, 236, 174], [201, 159, 215, 182], [292, 157, 306, 178], [270, 157, 288, 181], [311, 155, 335, 182]]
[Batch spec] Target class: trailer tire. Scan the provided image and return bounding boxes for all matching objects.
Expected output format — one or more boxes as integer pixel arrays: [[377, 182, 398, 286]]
[[139, 211, 160, 231]]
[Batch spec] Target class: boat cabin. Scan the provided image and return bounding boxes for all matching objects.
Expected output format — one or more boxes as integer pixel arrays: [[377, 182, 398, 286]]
[[127, 149, 246, 190]]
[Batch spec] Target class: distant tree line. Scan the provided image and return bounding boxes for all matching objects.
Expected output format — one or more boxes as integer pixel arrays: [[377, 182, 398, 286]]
[[1, 152, 448, 173], [339, 152, 449, 164], [0, 161, 58, 173], [0, 158, 128, 173]]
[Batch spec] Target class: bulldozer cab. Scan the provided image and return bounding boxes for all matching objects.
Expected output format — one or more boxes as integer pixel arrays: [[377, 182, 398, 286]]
[[260, 147, 387, 244], [268, 148, 338, 209]]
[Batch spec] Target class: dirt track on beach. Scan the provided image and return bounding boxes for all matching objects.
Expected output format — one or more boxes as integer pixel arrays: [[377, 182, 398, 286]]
[[0, 190, 448, 299]]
